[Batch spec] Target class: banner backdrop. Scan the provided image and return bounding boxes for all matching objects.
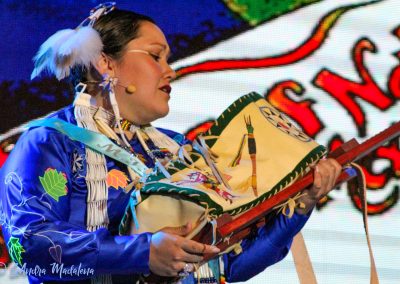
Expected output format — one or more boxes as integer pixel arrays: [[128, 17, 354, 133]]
[[0, 0, 399, 283]]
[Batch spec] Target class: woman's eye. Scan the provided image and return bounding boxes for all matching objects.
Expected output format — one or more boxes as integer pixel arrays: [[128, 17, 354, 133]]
[[149, 53, 161, 61]]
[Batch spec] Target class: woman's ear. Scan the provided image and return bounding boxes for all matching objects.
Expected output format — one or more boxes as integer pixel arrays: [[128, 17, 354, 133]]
[[93, 52, 115, 77]]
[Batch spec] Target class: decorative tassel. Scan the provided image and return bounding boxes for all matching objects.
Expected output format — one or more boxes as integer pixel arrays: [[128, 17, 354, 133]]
[[274, 192, 307, 218], [144, 126, 180, 155], [74, 92, 109, 231], [100, 74, 134, 152], [136, 129, 171, 178], [195, 262, 219, 284]]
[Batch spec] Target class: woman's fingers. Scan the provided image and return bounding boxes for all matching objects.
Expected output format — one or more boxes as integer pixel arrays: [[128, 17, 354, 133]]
[[149, 227, 220, 276], [313, 164, 322, 190], [181, 239, 220, 255], [312, 158, 342, 198], [175, 249, 204, 263], [297, 158, 342, 215], [325, 158, 341, 191]]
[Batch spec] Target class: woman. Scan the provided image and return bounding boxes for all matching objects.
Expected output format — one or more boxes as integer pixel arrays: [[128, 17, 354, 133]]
[[0, 3, 341, 284]]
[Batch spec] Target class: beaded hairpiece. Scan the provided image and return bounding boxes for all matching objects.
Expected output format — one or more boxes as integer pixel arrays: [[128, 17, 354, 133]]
[[31, 2, 116, 80]]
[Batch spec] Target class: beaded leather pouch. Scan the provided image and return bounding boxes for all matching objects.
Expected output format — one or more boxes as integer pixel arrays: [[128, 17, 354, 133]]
[[128, 92, 326, 236]]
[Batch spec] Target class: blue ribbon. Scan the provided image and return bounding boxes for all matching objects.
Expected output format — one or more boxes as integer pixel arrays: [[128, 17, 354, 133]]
[[27, 118, 149, 178]]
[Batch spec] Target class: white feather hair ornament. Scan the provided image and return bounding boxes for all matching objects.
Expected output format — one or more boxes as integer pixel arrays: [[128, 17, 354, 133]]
[[31, 26, 103, 80], [31, 29, 75, 80], [30, 2, 116, 81]]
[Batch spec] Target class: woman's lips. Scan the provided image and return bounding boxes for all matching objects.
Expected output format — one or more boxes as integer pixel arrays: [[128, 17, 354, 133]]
[[159, 85, 171, 94]]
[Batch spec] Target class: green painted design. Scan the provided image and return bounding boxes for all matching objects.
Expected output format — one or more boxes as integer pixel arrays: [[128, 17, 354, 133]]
[[39, 168, 68, 201], [223, 0, 321, 26], [7, 237, 25, 266], [205, 92, 263, 149]]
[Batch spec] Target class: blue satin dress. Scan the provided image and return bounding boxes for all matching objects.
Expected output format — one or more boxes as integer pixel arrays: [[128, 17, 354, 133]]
[[0, 105, 310, 283]]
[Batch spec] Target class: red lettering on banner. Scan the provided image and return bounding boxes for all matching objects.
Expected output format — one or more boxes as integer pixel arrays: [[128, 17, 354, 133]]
[[350, 189, 399, 215], [376, 139, 400, 177], [265, 81, 324, 137], [313, 38, 394, 137], [175, 4, 368, 79], [388, 26, 400, 99], [328, 135, 344, 151], [360, 164, 388, 190]]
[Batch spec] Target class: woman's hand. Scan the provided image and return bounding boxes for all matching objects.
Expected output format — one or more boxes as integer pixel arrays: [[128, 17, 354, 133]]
[[149, 223, 220, 277], [295, 158, 342, 215]]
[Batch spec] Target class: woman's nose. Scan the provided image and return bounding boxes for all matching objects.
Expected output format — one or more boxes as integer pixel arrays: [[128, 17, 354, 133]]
[[164, 63, 176, 81]]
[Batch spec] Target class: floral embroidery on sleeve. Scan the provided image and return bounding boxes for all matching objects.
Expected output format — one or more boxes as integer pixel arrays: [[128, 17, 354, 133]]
[[7, 236, 25, 265], [72, 150, 84, 176], [106, 169, 128, 190], [39, 168, 68, 201]]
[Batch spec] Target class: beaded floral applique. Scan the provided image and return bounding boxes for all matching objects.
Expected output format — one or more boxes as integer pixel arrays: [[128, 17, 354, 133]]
[[7, 236, 25, 265], [106, 169, 129, 190], [39, 168, 68, 201]]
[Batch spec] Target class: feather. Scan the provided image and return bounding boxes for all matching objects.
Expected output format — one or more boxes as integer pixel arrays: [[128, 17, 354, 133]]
[[31, 29, 75, 80], [56, 26, 103, 79], [30, 26, 103, 80]]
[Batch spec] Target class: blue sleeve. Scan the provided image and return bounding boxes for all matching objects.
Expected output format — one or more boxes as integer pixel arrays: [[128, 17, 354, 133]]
[[0, 128, 152, 281], [223, 211, 311, 282]]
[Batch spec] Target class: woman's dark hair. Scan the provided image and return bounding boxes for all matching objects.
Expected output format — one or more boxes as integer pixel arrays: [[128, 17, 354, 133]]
[[69, 9, 155, 90]]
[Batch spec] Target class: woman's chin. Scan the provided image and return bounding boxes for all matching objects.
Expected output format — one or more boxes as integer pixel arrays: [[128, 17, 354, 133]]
[[158, 106, 170, 119], [142, 109, 169, 125]]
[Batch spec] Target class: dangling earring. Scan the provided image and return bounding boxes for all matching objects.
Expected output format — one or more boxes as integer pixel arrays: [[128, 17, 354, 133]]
[[99, 73, 132, 148], [99, 73, 117, 93]]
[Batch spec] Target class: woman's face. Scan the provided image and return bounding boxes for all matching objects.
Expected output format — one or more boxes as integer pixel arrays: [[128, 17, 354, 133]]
[[112, 21, 176, 125]]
